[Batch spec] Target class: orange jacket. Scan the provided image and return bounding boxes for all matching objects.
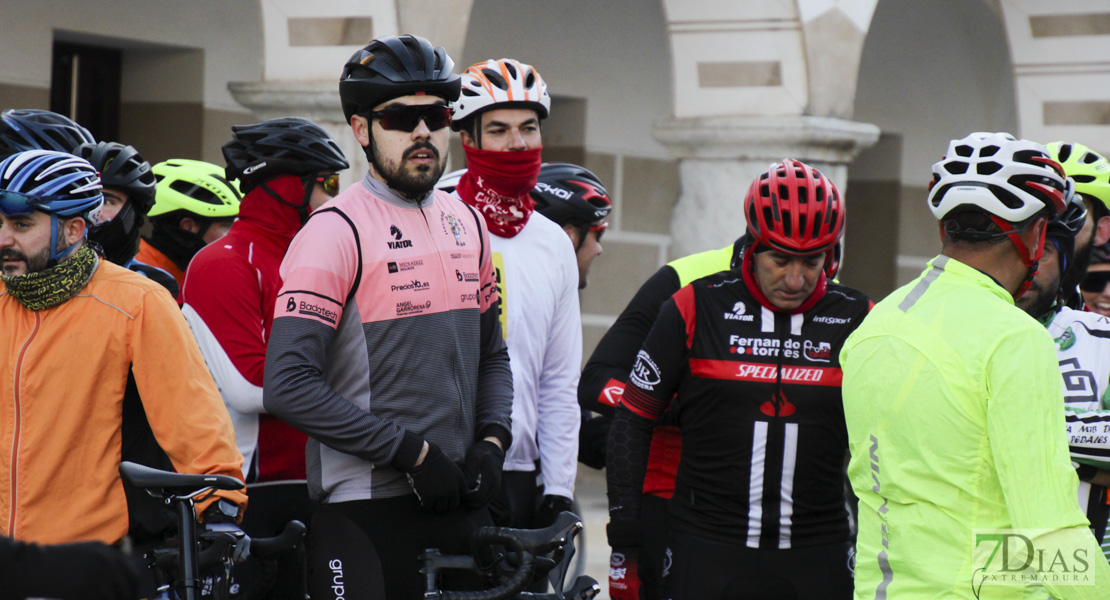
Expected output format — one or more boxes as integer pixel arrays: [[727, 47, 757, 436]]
[[0, 258, 245, 545], [136, 239, 186, 291]]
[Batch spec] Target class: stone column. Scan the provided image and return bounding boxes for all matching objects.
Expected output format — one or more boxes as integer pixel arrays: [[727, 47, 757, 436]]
[[228, 81, 366, 190], [653, 115, 880, 259]]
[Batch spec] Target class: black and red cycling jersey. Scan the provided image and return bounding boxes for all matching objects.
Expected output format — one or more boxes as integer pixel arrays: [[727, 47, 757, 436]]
[[607, 266, 870, 549]]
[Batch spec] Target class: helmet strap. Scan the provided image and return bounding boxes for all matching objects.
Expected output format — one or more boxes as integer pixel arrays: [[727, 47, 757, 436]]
[[989, 214, 1045, 298], [258, 180, 312, 225], [47, 214, 82, 265]]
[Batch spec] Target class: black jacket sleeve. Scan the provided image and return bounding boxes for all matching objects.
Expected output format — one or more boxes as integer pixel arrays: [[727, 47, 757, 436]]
[[578, 264, 681, 416]]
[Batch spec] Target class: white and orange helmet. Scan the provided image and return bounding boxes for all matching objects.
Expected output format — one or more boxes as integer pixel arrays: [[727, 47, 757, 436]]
[[450, 58, 550, 127]]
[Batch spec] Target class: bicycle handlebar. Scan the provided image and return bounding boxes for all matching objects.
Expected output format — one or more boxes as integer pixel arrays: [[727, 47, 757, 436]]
[[422, 512, 590, 600], [250, 519, 306, 558], [149, 520, 306, 574], [469, 511, 582, 560]]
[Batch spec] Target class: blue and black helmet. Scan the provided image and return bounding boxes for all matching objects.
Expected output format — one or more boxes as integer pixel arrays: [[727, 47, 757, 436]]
[[0, 149, 103, 220], [0, 109, 95, 157]]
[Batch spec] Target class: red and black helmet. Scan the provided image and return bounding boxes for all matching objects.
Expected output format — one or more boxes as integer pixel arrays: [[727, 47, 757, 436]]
[[744, 159, 844, 257]]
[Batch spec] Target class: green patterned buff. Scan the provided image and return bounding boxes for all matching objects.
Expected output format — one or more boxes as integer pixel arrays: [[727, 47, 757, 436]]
[[1, 243, 99, 311]]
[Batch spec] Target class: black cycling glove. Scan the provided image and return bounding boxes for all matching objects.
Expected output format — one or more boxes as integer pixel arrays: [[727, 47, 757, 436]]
[[534, 494, 575, 529], [578, 412, 611, 470], [405, 442, 468, 513], [461, 439, 505, 509]]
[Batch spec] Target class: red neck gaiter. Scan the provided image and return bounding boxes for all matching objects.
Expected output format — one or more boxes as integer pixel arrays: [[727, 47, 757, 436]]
[[457, 146, 543, 238]]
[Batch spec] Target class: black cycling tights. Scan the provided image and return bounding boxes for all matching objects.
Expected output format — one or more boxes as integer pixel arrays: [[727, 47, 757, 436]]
[[661, 530, 853, 600], [307, 495, 493, 600]]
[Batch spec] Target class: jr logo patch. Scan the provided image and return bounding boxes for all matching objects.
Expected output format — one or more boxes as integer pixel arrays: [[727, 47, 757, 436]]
[[630, 350, 662, 391]]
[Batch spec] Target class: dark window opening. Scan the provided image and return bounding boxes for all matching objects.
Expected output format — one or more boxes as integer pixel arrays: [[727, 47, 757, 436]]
[[50, 41, 121, 143]]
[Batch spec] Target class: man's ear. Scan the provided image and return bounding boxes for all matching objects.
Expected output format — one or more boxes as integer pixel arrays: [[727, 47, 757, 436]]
[[459, 129, 475, 149], [1025, 216, 1049, 255], [1095, 214, 1110, 246], [351, 115, 370, 147], [64, 217, 86, 246], [562, 223, 581, 247], [179, 217, 200, 234]]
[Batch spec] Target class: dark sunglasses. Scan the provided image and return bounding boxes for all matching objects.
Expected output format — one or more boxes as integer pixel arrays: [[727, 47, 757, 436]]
[[589, 221, 608, 242], [314, 173, 340, 197], [369, 104, 452, 132], [1080, 270, 1110, 293], [0, 190, 59, 217]]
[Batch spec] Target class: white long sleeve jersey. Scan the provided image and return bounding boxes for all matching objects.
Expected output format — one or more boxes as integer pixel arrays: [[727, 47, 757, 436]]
[[487, 212, 582, 499]]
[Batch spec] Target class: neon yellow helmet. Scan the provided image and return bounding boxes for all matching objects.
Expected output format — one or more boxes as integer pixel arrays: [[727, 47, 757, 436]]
[[1046, 142, 1110, 212], [149, 158, 241, 220]]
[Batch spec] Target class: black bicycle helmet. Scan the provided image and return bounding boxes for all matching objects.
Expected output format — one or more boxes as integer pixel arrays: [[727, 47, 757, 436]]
[[1047, 178, 1087, 272], [75, 141, 157, 214], [531, 163, 612, 227], [0, 109, 95, 156], [339, 34, 461, 124], [223, 117, 349, 193]]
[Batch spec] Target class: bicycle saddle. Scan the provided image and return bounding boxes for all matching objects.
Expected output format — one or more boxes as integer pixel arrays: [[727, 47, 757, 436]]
[[119, 461, 244, 494]]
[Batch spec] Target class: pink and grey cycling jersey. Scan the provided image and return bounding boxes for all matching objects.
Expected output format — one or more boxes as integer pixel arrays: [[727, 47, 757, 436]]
[[263, 175, 513, 503]]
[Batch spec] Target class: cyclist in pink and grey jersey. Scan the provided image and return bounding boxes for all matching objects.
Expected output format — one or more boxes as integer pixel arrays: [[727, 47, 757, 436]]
[[262, 34, 512, 600]]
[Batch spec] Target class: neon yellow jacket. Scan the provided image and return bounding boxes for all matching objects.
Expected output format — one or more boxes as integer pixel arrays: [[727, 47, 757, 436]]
[[842, 255, 1110, 599]]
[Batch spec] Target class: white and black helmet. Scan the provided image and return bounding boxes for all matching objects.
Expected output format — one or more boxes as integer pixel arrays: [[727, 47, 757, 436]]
[[928, 132, 1067, 223], [451, 58, 550, 126]]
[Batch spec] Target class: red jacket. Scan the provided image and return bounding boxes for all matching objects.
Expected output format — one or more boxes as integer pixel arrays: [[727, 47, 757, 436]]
[[181, 175, 309, 482]]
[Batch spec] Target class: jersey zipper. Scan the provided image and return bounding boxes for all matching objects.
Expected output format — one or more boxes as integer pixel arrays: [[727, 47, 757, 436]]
[[418, 203, 466, 431], [8, 311, 41, 537]]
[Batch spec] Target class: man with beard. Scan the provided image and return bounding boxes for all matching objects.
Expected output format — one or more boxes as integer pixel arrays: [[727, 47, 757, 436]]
[[1017, 155, 1110, 564], [0, 150, 245, 555], [843, 133, 1110, 599], [1047, 142, 1110, 310], [263, 35, 512, 600]]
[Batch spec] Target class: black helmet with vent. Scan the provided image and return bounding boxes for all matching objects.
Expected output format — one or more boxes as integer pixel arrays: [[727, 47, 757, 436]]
[[223, 117, 349, 193], [338, 34, 461, 124], [76, 141, 157, 214], [531, 163, 612, 227]]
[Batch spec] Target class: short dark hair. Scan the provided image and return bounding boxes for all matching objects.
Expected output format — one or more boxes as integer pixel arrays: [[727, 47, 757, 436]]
[[940, 209, 1044, 245]]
